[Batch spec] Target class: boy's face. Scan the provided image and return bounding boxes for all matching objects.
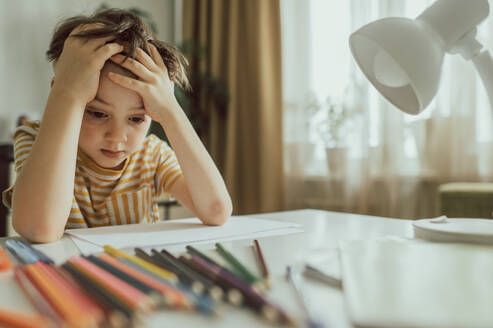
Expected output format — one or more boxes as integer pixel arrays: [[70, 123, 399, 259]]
[[78, 63, 151, 170]]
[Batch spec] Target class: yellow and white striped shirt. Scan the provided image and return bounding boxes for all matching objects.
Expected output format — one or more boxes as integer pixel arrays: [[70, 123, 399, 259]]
[[2, 121, 182, 229]]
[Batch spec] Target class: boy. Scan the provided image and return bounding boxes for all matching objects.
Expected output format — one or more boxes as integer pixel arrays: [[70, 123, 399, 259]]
[[2, 9, 232, 243]]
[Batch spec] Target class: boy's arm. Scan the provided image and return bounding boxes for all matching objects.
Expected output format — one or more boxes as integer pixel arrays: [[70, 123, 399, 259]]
[[12, 25, 124, 242], [12, 91, 85, 242], [158, 107, 233, 225]]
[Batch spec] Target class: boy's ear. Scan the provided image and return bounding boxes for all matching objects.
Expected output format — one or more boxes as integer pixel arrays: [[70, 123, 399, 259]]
[[50, 77, 55, 88]]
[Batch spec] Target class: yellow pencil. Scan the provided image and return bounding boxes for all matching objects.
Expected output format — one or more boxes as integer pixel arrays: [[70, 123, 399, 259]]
[[103, 245, 178, 284]]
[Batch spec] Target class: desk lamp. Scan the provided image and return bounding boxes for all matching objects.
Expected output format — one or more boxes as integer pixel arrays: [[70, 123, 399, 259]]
[[349, 0, 493, 244], [349, 0, 492, 115]]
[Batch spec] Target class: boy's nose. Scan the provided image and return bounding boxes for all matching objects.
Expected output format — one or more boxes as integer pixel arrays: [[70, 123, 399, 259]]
[[105, 121, 127, 143]]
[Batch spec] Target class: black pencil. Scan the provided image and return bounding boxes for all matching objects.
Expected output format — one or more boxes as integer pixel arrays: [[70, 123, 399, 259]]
[[185, 245, 241, 280], [159, 249, 224, 301], [179, 255, 243, 306], [186, 254, 295, 326], [150, 249, 205, 295]]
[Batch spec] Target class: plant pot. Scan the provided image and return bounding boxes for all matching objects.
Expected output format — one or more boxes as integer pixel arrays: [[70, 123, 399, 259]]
[[325, 147, 347, 177], [286, 142, 317, 174]]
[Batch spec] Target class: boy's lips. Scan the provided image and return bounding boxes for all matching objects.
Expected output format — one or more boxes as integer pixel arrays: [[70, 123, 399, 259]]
[[101, 149, 125, 158]]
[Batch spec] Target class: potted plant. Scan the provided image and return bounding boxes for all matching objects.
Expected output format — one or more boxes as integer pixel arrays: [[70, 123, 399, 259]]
[[315, 96, 352, 176]]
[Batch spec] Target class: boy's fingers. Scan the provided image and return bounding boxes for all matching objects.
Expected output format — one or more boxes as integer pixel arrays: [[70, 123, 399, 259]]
[[85, 36, 117, 51], [69, 23, 105, 37], [109, 54, 155, 82], [149, 43, 167, 73], [69, 23, 113, 48], [134, 48, 159, 73], [95, 43, 124, 62], [107, 72, 147, 93]]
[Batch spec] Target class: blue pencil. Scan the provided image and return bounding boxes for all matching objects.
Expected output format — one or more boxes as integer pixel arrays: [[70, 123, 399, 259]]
[[5, 240, 37, 264], [16, 240, 54, 264]]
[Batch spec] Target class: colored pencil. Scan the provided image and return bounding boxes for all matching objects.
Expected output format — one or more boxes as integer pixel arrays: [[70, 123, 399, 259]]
[[69, 256, 154, 312], [15, 240, 54, 264], [5, 239, 37, 264], [115, 257, 192, 310], [149, 249, 205, 295], [134, 249, 218, 316], [159, 249, 224, 301], [84, 255, 162, 304], [61, 262, 134, 324], [303, 264, 342, 288], [215, 243, 260, 284], [179, 255, 243, 306], [187, 255, 294, 325], [36, 262, 102, 327], [103, 245, 178, 283], [0, 307, 49, 328], [0, 245, 11, 271], [286, 266, 326, 328], [253, 240, 270, 287], [13, 267, 62, 326], [185, 245, 239, 278], [175, 255, 227, 302], [97, 253, 186, 308], [23, 263, 85, 326]]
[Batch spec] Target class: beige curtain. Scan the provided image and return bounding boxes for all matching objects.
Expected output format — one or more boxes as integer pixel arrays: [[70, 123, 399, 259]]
[[183, 0, 284, 214]]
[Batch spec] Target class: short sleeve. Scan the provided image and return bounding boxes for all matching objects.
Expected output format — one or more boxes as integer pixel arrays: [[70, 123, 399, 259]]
[[2, 122, 38, 208], [155, 139, 183, 196]]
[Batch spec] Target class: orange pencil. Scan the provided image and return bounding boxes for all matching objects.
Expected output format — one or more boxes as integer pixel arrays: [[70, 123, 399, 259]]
[[52, 265, 104, 314], [0, 307, 49, 328], [47, 264, 105, 325], [69, 256, 154, 311], [23, 263, 83, 326], [13, 267, 63, 326], [34, 262, 99, 328], [98, 253, 190, 309]]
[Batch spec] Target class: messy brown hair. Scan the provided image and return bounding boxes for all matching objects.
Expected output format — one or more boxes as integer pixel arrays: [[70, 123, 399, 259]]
[[46, 8, 190, 90]]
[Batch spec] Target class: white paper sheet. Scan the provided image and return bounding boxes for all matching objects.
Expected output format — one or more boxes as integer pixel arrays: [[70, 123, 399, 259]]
[[65, 216, 303, 254]]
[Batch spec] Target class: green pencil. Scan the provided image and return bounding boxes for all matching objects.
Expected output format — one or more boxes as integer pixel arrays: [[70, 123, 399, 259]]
[[215, 243, 260, 285]]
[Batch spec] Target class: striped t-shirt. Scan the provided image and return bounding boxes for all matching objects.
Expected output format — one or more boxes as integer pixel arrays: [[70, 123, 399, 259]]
[[2, 121, 183, 229]]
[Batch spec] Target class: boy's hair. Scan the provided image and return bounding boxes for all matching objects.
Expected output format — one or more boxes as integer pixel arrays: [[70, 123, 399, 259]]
[[46, 8, 190, 90]]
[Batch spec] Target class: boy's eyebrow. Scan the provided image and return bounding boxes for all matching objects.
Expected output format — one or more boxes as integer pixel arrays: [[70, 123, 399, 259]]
[[93, 97, 110, 106]]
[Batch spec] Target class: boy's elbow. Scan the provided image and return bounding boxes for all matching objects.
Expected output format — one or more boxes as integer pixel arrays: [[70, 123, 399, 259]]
[[201, 198, 232, 226], [12, 213, 65, 243]]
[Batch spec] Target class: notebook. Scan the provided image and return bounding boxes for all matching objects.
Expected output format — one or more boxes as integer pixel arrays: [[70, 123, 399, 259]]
[[339, 239, 493, 328]]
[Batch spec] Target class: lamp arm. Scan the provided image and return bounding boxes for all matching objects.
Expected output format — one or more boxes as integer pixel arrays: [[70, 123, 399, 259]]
[[472, 50, 493, 115]]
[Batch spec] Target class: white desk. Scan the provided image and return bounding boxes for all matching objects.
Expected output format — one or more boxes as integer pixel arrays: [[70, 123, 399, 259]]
[[0, 209, 413, 328]]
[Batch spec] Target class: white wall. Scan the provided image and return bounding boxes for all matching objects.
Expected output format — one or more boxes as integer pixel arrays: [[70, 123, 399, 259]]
[[0, 0, 175, 143]]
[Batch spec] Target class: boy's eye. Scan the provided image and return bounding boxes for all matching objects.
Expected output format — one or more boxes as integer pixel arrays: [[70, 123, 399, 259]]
[[86, 110, 108, 119], [129, 116, 145, 123]]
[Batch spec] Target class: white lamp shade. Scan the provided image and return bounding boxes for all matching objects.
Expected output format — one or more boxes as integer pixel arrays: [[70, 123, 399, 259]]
[[349, 18, 444, 115]]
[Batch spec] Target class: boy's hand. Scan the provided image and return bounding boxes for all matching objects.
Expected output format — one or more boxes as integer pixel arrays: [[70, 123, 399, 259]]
[[107, 44, 180, 123], [52, 24, 124, 104]]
